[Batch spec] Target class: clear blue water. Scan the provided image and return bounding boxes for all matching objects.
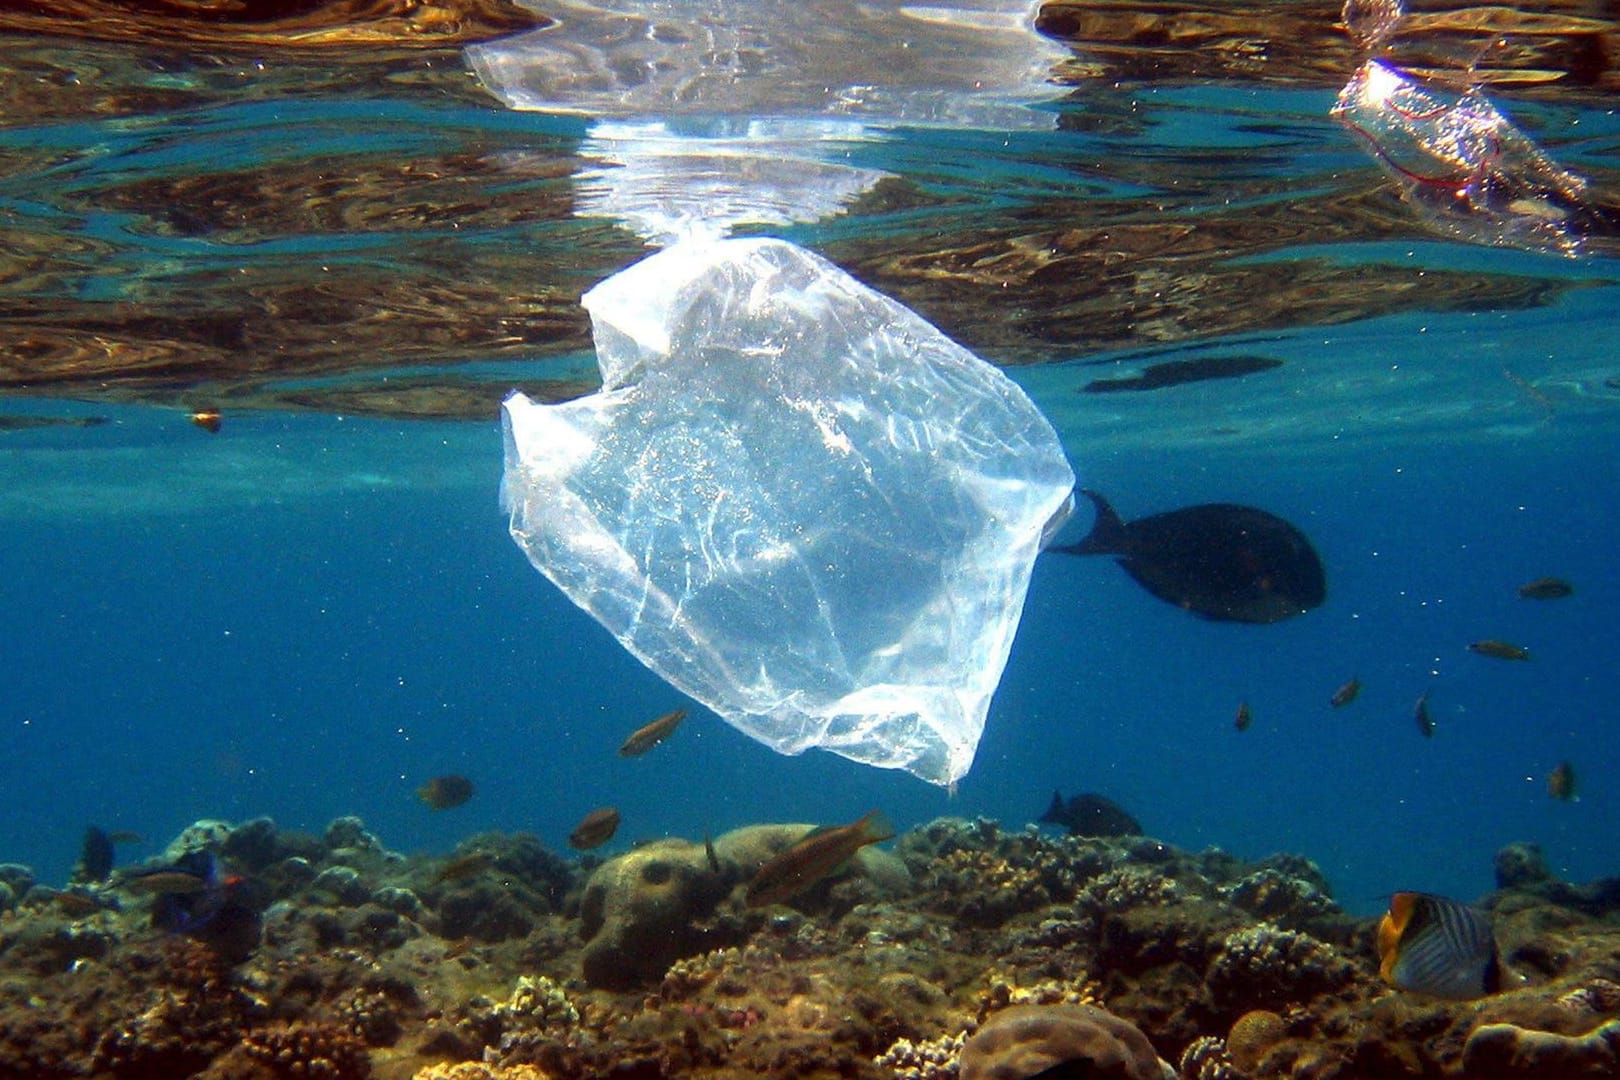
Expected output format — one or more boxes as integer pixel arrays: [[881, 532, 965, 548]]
[[2, 56, 1618, 915]]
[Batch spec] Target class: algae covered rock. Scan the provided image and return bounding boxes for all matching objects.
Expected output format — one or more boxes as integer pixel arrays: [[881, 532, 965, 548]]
[[577, 822, 910, 989], [959, 1003, 1175, 1080], [578, 838, 732, 990]]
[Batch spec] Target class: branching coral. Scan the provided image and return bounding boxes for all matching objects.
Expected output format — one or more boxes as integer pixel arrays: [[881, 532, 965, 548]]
[[975, 974, 1101, 1023], [242, 1021, 372, 1079], [1179, 1034, 1236, 1080], [494, 975, 579, 1032], [875, 1030, 965, 1079], [1079, 867, 1185, 912], [1206, 922, 1359, 1011], [930, 849, 1050, 926], [1219, 869, 1337, 927]]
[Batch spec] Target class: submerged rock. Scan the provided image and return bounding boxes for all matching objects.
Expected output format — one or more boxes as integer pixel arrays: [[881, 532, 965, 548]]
[[1463, 1019, 1620, 1077], [1496, 842, 1555, 890], [578, 839, 733, 990]]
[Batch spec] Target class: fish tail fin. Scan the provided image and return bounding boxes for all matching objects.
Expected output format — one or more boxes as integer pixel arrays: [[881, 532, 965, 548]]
[[1039, 790, 1066, 824], [856, 810, 896, 844], [1048, 490, 1127, 555]]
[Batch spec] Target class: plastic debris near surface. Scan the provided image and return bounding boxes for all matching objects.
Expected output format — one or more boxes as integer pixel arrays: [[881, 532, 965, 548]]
[[500, 237, 1076, 786], [572, 119, 892, 245], [465, 0, 1068, 126], [1331, 59, 1606, 256], [1332, 0, 1619, 256], [466, 0, 1066, 241]]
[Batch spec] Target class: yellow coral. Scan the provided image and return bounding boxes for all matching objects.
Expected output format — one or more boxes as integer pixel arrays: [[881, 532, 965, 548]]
[[1226, 1009, 1286, 1071], [413, 1064, 555, 1080], [976, 973, 1101, 1022]]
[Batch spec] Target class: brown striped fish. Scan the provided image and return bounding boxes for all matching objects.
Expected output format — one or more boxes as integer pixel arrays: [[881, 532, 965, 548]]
[[617, 708, 688, 757]]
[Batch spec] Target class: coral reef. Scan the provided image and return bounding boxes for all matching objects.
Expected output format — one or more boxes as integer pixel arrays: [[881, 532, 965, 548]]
[[0, 817, 1618, 1079]]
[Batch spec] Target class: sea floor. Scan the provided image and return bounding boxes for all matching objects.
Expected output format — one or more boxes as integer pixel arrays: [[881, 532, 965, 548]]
[[1, 814, 1617, 1079]]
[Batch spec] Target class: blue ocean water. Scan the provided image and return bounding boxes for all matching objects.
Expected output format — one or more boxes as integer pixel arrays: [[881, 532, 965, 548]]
[[2, 60, 1617, 917]]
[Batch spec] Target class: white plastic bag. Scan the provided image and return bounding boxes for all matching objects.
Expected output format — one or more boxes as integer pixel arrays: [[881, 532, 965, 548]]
[[501, 237, 1073, 784]]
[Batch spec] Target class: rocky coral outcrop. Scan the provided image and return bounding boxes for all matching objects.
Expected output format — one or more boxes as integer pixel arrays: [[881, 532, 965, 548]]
[[1462, 1018, 1620, 1077]]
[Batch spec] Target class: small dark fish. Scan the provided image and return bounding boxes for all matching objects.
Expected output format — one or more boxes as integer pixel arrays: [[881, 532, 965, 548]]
[[1518, 577, 1573, 600], [142, 852, 252, 939], [1414, 690, 1434, 738], [569, 807, 621, 850], [1038, 791, 1143, 838], [1234, 702, 1252, 733], [119, 868, 214, 896], [1083, 355, 1283, 394], [416, 774, 475, 810], [51, 891, 109, 917], [1377, 892, 1502, 999], [0, 414, 108, 431], [1330, 678, 1362, 708], [77, 826, 115, 883], [1548, 760, 1577, 801], [1047, 490, 1326, 624], [435, 851, 495, 883], [189, 409, 222, 434], [106, 831, 144, 845], [618, 707, 688, 757], [745, 810, 895, 907], [1469, 640, 1531, 661]]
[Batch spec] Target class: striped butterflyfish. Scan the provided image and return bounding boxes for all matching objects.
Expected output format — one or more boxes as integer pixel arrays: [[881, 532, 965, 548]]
[[1376, 892, 1501, 999]]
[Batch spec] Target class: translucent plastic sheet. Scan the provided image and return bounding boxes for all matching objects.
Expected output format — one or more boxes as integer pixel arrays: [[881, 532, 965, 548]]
[[465, 0, 1067, 127], [1331, 59, 1600, 255], [573, 119, 890, 245], [500, 238, 1075, 785], [466, 0, 1065, 240]]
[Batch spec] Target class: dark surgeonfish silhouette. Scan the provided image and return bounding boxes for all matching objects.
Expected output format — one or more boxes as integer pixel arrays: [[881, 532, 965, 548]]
[[1083, 355, 1283, 393], [1038, 791, 1142, 838], [1047, 490, 1326, 623]]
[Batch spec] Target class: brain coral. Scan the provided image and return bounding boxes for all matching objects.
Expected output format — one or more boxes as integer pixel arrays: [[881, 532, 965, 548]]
[[1226, 1008, 1287, 1071], [958, 1004, 1174, 1080]]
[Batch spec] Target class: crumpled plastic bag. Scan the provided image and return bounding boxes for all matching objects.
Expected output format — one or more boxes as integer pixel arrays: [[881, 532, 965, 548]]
[[501, 237, 1074, 785]]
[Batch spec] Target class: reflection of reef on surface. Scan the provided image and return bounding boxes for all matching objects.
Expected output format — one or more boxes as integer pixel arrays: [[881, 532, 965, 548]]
[[2, 816, 1619, 1079], [1, 3, 1617, 418], [1038, 0, 1620, 93], [831, 191, 1590, 363], [0, 0, 543, 48]]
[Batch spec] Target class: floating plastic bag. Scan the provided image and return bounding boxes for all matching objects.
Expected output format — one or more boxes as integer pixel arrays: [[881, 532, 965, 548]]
[[501, 237, 1074, 785]]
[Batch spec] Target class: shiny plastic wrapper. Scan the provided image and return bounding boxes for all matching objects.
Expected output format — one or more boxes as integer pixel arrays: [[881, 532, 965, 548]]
[[1332, 60, 1605, 255], [500, 237, 1075, 785]]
